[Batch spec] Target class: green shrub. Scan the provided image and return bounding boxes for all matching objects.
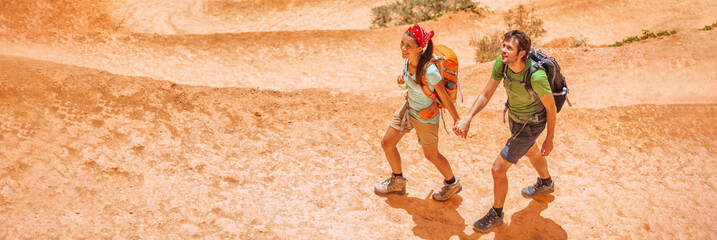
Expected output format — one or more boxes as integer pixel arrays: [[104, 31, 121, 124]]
[[470, 5, 546, 63], [372, 6, 392, 28], [371, 0, 479, 28], [504, 5, 546, 43], [609, 30, 677, 47], [699, 22, 717, 31], [469, 31, 504, 62]]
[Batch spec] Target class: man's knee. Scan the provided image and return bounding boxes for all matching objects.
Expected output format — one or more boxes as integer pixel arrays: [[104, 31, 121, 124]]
[[491, 157, 510, 178]]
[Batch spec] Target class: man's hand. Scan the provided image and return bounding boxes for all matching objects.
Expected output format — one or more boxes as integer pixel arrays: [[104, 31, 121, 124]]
[[541, 138, 553, 156], [453, 117, 471, 138]]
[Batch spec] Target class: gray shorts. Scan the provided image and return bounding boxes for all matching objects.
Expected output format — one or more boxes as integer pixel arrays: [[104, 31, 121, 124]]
[[500, 118, 546, 164]]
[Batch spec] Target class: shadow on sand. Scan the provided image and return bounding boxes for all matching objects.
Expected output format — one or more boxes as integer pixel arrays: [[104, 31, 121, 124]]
[[384, 193, 482, 240], [383, 193, 567, 240], [493, 194, 568, 240]]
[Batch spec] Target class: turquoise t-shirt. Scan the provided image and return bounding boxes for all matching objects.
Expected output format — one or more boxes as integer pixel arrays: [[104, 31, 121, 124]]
[[490, 56, 552, 124], [404, 59, 442, 124]]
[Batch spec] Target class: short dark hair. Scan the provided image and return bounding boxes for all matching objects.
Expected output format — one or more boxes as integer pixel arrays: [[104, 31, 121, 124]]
[[504, 30, 531, 61]]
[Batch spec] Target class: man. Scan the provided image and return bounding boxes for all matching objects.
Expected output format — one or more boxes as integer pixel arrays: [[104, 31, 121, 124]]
[[453, 30, 557, 232]]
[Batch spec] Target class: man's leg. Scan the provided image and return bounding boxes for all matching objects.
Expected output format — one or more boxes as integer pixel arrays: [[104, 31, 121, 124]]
[[492, 155, 513, 208], [473, 155, 512, 232], [522, 143, 555, 198], [525, 143, 549, 178]]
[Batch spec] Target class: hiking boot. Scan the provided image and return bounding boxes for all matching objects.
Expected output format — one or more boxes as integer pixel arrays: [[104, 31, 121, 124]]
[[374, 175, 407, 195], [472, 208, 504, 232], [432, 178, 462, 201], [521, 177, 554, 198]]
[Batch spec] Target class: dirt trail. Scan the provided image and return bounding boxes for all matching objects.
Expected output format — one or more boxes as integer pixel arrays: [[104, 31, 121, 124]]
[[1, 0, 716, 239], [1, 55, 715, 239]]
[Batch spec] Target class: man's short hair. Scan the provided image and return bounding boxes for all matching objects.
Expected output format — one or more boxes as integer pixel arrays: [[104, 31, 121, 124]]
[[504, 30, 531, 61]]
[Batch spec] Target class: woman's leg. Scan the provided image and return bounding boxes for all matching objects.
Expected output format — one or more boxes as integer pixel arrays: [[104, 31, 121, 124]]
[[422, 145, 454, 181], [375, 126, 408, 195], [423, 144, 462, 201], [381, 126, 406, 174]]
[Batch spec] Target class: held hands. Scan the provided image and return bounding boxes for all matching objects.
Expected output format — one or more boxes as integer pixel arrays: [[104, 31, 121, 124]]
[[452, 117, 471, 139]]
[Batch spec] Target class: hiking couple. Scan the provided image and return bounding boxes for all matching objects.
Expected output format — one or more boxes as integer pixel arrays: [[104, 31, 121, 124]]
[[373, 24, 558, 232]]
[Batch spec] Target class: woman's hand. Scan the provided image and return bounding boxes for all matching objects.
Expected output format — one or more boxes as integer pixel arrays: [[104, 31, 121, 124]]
[[397, 74, 408, 90], [453, 117, 471, 138]]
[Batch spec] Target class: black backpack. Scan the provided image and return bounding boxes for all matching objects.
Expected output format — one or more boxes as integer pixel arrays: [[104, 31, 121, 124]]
[[527, 49, 570, 113], [502, 49, 571, 118]]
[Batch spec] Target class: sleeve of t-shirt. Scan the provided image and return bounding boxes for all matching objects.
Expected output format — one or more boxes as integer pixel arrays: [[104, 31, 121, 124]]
[[530, 70, 552, 98], [425, 64, 442, 87], [490, 56, 504, 81]]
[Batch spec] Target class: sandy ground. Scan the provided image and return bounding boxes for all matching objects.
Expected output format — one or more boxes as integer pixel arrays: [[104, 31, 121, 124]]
[[1, 0, 716, 239]]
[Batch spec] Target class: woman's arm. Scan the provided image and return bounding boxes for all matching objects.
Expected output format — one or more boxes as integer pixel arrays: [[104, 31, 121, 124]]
[[433, 81, 460, 123]]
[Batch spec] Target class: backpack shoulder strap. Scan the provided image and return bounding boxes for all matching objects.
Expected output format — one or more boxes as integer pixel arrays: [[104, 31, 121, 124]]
[[524, 61, 544, 90], [502, 64, 527, 86], [503, 61, 542, 105], [420, 60, 442, 99]]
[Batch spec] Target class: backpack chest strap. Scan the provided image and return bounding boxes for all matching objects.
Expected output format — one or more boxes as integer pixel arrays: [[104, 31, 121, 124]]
[[502, 64, 540, 105], [502, 64, 543, 124], [503, 104, 541, 124]]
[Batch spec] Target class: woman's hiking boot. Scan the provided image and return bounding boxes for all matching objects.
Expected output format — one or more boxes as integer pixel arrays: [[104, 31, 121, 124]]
[[374, 175, 407, 195], [432, 178, 462, 201]]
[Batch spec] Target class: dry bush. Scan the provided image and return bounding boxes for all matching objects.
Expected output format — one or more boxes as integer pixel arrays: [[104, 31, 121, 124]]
[[371, 0, 478, 28], [470, 4, 546, 62]]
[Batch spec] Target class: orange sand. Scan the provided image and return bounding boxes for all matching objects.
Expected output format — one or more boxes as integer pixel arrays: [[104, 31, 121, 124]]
[[1, 0, 716, 239]]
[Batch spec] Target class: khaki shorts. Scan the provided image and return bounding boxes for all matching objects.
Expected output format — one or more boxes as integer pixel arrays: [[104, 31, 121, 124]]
[[389, 103, 439, 147]]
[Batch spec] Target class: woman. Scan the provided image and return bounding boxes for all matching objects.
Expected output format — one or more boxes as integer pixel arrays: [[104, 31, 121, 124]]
[[373, 24, 462, 201]]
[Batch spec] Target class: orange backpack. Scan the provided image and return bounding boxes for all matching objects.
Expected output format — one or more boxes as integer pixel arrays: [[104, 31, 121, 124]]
[[415, 44, 460, 120]]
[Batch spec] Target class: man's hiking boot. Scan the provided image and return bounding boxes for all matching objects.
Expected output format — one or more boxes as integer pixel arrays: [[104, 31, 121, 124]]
[[432, 178, 462, 201], [472, 208, 504, 232], [521, 177, 554, 198], [374, 175, 407, 195]]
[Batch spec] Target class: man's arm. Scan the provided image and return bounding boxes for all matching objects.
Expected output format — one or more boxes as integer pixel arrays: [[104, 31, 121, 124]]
[[453, 78, 501, 138], [538, 93, 556, 156]]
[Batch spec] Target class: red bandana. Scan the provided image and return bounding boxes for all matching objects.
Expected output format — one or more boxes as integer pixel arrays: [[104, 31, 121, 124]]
[[406, 24, 434, 48]]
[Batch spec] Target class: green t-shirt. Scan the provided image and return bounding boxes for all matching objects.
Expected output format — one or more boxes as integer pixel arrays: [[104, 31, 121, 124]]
[[490, 56, 552, 124]]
